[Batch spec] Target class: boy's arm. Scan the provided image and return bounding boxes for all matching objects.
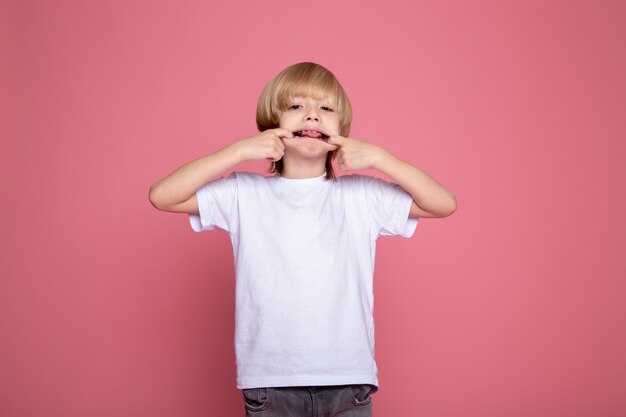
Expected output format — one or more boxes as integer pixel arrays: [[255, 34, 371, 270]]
[[328, 136, 457, 218], [149, 128, 291, 213]]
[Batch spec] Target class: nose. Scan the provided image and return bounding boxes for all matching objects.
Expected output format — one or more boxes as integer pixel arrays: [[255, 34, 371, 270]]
[[305, 108, 320, 122]]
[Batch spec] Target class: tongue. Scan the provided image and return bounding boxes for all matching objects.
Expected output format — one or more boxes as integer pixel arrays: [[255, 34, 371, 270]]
[[301, 131, 322, 138]]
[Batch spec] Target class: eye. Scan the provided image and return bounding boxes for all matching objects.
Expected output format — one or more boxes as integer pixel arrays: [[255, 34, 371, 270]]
[[321, 106, 334, 112], [288, 104, 303, 110]]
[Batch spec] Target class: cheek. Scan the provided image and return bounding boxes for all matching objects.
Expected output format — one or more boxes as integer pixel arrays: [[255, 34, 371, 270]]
[[328, 117, 341, 133], [278, 112, 292, 128]]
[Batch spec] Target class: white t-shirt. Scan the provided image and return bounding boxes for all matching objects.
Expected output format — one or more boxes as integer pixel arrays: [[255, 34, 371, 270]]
[[189, 171, 418, 389]]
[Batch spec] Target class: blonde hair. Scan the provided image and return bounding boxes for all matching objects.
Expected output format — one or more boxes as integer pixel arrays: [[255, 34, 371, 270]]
[[256, 62, 353, 180]]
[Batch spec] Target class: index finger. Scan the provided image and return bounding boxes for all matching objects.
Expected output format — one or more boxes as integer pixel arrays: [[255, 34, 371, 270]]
[[327, 135, 346, 145], [274, 128, 294, 139]]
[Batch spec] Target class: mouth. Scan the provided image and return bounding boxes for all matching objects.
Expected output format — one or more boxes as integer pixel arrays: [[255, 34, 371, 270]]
[[293, 129, 330, 141]]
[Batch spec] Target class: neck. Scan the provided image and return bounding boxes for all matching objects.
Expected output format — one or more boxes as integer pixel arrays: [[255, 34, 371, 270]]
[[280, 155, 327, 179]]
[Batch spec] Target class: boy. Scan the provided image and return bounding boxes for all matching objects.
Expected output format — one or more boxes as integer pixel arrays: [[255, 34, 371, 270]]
[[149, 62, 456, 417]]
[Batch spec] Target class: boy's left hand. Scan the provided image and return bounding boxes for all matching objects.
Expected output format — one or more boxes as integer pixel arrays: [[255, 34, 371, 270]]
[[327, 136, 387, 171]]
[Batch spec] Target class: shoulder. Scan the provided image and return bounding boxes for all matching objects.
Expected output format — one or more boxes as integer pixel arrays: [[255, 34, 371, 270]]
[[228, 171, 273, 183], [226, 171, 278, 194], [336, 173, 368, 185], [199, 171, 270, 194], [336, 173, 393, 189], [337, 174, 410, 205]]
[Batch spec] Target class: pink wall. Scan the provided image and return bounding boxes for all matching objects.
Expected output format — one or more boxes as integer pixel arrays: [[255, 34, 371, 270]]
[[2, 0, 625, 416]]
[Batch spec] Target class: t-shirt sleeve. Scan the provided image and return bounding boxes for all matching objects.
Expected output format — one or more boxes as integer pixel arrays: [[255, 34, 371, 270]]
[[360, 175, 418, 238], [188, 172, 238, 233]]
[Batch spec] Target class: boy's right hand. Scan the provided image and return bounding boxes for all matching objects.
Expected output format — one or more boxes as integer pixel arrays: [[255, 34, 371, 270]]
[[235, 128, 293, 162]]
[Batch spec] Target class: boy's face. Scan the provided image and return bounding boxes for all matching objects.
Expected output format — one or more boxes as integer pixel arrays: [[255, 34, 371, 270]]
[[279, 96, 340, 157]]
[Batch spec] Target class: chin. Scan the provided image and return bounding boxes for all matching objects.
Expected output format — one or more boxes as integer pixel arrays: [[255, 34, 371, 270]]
[[285, 142, 331, 160]]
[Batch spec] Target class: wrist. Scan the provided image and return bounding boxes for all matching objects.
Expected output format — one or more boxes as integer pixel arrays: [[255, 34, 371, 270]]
[[371, 146, 393, 171], [225, 140, 248, 164]]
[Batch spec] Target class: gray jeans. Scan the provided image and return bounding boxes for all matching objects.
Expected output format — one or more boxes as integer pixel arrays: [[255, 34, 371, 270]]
[[242, 384, 376, 417]]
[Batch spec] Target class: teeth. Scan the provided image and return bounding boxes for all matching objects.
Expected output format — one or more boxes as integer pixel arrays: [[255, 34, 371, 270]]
[[293, 129, 328, 140], [295, 130, 325, 135]]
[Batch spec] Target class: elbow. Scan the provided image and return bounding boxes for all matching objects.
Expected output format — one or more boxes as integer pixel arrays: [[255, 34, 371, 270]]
[[148, 182, 166, 211], [437, 192, 457, 218], [411, 191, 457, 219], [149, 181, 196, 214], [444, 192, 458, 217]]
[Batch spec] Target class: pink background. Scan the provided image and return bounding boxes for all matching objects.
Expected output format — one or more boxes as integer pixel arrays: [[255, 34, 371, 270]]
[[2, 0, 625, 416]]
